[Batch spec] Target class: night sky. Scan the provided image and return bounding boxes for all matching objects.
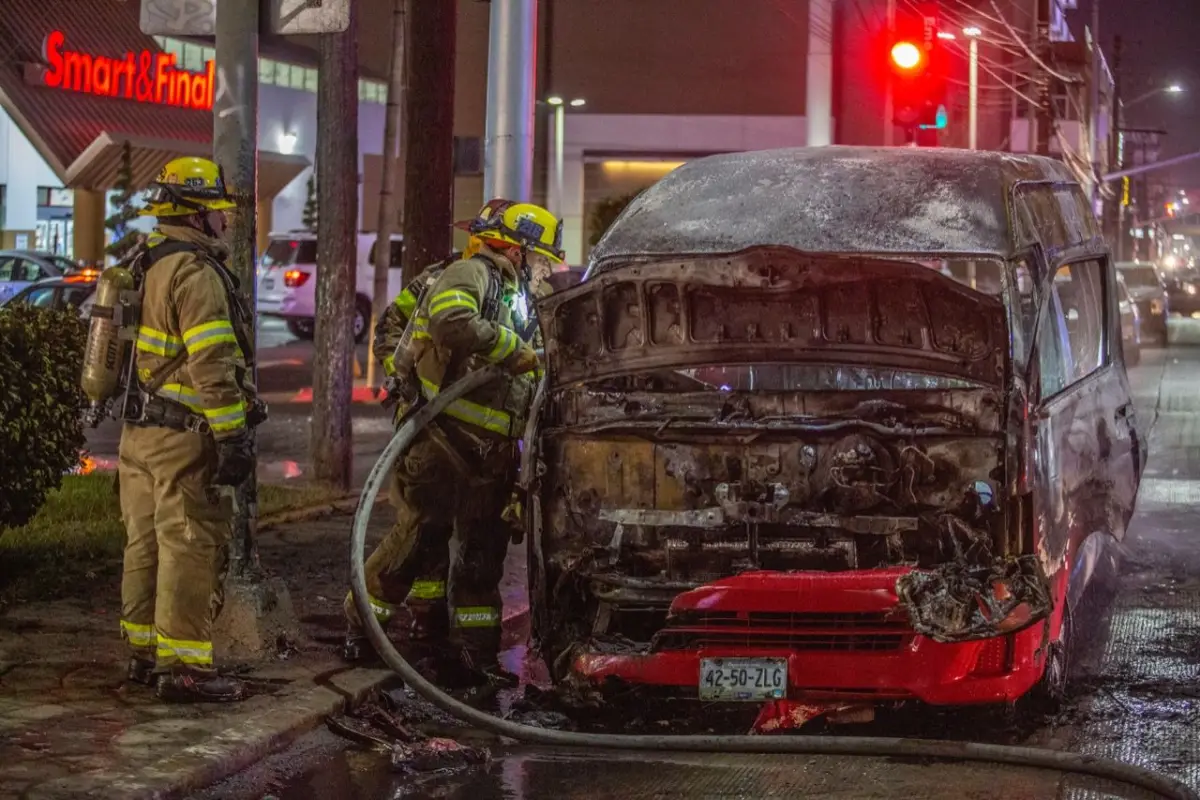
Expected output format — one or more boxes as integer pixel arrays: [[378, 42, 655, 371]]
[[1072, 0, 1200, 187]]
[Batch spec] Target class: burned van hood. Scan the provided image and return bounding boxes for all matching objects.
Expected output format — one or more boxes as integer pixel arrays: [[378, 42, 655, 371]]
[[538, 248, 1008, 388]]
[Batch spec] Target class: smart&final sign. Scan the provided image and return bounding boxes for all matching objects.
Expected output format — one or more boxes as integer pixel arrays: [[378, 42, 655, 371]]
[[37, 30, 214, 111]]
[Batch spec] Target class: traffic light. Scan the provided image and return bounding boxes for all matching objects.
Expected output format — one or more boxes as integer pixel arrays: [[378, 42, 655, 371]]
[[890, 41, 925, 73], [889, 6, 946, 136]]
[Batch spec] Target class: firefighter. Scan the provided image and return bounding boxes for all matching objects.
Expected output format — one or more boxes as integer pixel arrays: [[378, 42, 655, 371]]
[[118, 156, 262, 703], [342, 200, 562, 685]]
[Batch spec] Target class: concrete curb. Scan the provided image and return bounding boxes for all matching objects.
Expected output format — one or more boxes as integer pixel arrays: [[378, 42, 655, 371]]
[[39, 667, 397, 800], [257, 495, 361, 530], [121, 606, 528, 799]]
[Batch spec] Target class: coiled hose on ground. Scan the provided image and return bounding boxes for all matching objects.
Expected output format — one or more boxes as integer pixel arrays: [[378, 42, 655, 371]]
[[350, 366, 1197, 800]]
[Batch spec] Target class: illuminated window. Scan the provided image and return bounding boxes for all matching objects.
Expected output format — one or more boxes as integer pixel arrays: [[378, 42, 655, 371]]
[[288, 64, 304, 90], [275, 61, 290, 86], [304, 68, 318, 93], [182, 43, 204, 72], [162, 37, 184, 64], [259, 59, 274, 84]]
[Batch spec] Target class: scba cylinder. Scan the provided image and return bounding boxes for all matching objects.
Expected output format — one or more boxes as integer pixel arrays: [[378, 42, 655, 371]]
[[81, 266, 136, 409]]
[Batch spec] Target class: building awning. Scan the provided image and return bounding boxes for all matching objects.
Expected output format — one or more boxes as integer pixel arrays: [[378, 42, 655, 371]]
[[66, 131, 310, 197], [0, 0, 308, 199]]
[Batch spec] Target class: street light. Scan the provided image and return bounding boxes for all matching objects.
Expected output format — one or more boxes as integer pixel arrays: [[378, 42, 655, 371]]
[[1125, 84, 1186, 108], [545, 96, 585, 213], [964, 26, 982, 150]]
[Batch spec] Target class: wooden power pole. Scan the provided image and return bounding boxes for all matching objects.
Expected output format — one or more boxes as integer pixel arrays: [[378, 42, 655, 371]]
[[311, 1, 360, 490], [401, 0, 457, 284]]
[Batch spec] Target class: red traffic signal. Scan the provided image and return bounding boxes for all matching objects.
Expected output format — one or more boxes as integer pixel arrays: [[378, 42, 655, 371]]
[[890, 41, 925, 72]]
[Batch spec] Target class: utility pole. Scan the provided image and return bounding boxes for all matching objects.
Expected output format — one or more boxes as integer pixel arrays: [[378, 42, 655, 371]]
[[1033, 0, 1053, 155], [213, 0, 260, 578], [311, 0, 359, 490], [884, 0, 897, 147], [401, 0, 456, 284], [1109, 34, 1124, 260], [366, 0, 407, 393], [483, 0, 537, 201], [1089, 0, 1101, 203]]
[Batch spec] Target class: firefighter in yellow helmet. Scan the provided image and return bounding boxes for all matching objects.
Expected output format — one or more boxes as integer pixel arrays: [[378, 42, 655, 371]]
[[342, 200, 561, 685], [119, 156, 264, 702]]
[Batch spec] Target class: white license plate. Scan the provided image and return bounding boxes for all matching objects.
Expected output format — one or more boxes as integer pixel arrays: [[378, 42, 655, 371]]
[[263, 278, 275, 290], [699, 657, 787, 702]]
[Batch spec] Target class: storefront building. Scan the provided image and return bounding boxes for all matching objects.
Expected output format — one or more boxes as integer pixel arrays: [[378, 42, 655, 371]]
[[3, 0, 1066, 269], [0, 0, 389, 260]]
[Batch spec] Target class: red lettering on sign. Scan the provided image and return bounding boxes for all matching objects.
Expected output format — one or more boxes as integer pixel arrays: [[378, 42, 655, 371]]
[[38, 30, 212, 111]]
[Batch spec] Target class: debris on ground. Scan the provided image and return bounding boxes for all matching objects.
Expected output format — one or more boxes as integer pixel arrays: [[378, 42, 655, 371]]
[[327, 697, 491, 778], [390, 737, 489, 774]]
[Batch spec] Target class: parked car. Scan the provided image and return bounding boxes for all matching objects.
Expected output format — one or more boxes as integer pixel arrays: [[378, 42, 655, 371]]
[[1117, 275, 1142, 366], [1115, 262, 1169, 346], [1161, 266, 1200, 317], [2, 270, 99, 315], [255, 232, 404, 343], [526, 147, 1142, 715], [0, 250, 77, 305]]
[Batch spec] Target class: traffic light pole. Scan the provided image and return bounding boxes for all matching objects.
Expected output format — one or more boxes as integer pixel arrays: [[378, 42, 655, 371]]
[[968, 36, 979, 150], [213, 0, 261, 579]]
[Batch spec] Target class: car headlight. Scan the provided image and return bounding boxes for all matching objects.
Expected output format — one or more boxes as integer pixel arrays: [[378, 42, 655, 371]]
[[1187, 284, 1197, 296], [1151, 300, 1164, 314]]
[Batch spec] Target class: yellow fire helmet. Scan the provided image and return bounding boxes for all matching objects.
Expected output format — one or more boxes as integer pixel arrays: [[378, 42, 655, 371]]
[[141, 156, 237, 217], [462, 200, 565, 264]]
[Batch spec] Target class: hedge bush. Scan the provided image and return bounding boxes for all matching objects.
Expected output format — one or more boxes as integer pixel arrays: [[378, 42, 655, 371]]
[[0, 304, 87, 530]]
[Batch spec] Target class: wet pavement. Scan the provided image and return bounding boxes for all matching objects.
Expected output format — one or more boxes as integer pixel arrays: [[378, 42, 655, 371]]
[[197, 320, 1200, 800], [0, 484, 526, 800]]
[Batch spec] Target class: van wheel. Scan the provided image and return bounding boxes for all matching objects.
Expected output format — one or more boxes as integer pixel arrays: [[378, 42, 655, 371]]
[[286, 319, 315, 340], [354, 297, 372, 344]]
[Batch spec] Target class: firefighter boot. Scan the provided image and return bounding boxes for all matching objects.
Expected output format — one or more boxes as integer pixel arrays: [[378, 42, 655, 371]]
[[340, 627, 382, 665], [438, 647, 519, 690], [155, 670, 246, 703], [407, 599, 449, 642], [127, 657, 156, 687]]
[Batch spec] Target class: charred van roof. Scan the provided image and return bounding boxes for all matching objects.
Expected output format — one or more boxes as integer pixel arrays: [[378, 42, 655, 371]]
[[588, 146, 1079, 267]]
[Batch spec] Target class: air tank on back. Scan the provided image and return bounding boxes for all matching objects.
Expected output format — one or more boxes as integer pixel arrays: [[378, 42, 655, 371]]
[[80, 265, 136, 419]]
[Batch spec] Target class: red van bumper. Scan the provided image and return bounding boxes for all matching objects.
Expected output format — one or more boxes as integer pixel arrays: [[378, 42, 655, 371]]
[[573, 568, 1062, 706]]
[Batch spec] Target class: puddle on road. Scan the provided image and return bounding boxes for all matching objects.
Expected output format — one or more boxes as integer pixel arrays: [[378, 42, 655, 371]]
[[265, 744, 1163, 800]]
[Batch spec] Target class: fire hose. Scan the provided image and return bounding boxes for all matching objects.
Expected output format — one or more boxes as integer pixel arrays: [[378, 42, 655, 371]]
[[351, 365, 1198, 800]]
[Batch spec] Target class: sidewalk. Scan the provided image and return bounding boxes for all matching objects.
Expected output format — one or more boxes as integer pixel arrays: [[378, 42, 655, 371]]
[[0, 507, 529, 799]]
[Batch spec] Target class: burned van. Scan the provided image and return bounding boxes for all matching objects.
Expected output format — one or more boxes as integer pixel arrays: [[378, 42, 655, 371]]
[[523, 147, 1142, 711]]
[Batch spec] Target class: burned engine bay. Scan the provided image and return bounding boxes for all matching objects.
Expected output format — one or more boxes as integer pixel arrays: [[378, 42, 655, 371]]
[[528, 254, 1053, 666]]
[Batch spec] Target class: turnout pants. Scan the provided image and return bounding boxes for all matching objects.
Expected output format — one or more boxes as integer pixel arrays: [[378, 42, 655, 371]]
[[344, 422, 516, 664], [118, 423, 231, 674]]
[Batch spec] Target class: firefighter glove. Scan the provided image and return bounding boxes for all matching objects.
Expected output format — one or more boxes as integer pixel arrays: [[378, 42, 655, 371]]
[[214, 432, 254, 487], [501, 493, 525, 544], [506, 344, 540, 376]]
